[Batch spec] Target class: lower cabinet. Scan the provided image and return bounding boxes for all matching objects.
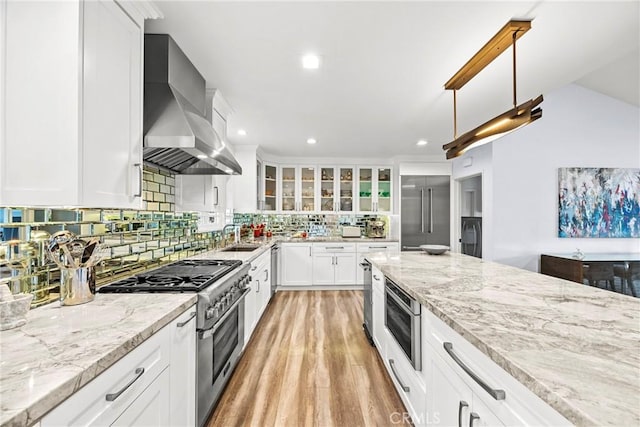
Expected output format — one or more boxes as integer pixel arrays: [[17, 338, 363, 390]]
[[245, 250, 272, 344], [280, 243, 313, 286], [371, 267, 385, 350], [371, 276, 571, 427], [112, 368, 170, 426], [311, 243, 356, 285], [41, 306, 196, 427]]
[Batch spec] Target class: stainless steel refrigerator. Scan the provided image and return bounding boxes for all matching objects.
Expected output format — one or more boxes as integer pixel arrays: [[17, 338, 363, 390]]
[[461, 216, 482, 258], [401, 175, 450, 250]]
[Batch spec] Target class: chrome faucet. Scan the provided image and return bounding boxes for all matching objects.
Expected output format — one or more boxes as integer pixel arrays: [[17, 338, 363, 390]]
[[222, 224, 239, 245]]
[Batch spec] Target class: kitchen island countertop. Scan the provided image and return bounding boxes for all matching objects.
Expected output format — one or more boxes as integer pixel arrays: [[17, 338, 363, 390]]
[[366, 251, 640, 426]]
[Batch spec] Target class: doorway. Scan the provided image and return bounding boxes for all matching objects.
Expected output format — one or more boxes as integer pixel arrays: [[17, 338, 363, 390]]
[[456, 174, 483, 258]]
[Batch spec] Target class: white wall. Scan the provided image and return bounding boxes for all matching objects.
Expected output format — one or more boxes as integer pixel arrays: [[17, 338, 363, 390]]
[[466, 84, 639, 271]]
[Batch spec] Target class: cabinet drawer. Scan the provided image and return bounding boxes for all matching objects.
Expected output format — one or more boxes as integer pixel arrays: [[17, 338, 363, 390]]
[[422, 309, 570, 426], [356, 242, 399, 253], [384, 329, 427, 424], [312, 243, 356, 253], [42, 324, 171, 426]]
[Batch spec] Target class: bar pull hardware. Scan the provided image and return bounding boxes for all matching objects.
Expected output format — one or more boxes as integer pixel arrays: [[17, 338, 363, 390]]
[[373, 275, 380, 280], [264, 269, 268, 282], [458, 401, 469, 427], [429, 188, 434, 233], [257, 279, 260, 293], [469, 413, 480, 427], [420, 188, 425, 233], [389, 359, 410, 392], [251, 265, 258, 271], [177, 312, 196, 327], [444, 342, 506, 400], [133, 163, 143, 198], [214, 186, 219, 206], [106, 367, 144, 401], [328, 246, 345, 250]]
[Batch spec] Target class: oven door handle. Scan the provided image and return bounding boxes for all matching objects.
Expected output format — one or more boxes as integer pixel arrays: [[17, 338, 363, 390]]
[[385, 286, 416, 315], [199, 288, 250, 340]]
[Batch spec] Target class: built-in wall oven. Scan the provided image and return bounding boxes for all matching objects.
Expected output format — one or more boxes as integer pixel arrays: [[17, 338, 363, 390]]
[[385, 278, 422, 370]]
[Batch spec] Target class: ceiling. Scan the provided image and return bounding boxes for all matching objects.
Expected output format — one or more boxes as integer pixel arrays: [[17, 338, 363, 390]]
[[145, 1, 640, 160]]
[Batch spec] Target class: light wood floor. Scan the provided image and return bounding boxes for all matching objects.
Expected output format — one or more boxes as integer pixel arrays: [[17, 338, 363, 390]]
[[207, 291, 409, 427]]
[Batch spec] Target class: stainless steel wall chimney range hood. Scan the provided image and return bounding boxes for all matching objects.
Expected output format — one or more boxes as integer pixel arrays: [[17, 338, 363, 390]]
[[143, 34, 242, 175]]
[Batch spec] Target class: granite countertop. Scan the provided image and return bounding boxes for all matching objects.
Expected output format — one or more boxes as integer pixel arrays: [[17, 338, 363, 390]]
[[0, 293, 197, 427], [366, 251, 640, 426]]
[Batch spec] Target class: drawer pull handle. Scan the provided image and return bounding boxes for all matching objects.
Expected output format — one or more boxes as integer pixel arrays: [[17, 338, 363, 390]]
[[373, 275, 380, 280], [177, 311, 196, 327], [106, 367, 145, 401], [469, 412, 480, 427], [388, 359, 410, 392], [458, 401, 468, 427], [444, 342, 506, 400]]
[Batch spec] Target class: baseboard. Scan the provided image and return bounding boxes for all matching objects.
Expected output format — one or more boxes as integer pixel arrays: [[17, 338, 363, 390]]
[[276, 285, 364, 291]]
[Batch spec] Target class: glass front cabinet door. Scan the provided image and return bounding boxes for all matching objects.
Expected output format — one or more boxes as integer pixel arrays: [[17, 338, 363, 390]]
[[300, 167, 316, 212], [263, 164, 278, 211], [320, 167, 336, 212], [357, 166, 392, 212], [280, 166, 297, 211], [338, 167, 355, 212]]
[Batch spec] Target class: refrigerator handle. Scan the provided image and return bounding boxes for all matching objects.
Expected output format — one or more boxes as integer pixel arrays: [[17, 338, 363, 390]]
[[420, 188, 425, 233], [428, 188, 434, 234]]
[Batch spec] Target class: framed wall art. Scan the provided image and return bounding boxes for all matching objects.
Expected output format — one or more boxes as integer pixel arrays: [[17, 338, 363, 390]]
[[558, 167, 640, 238]]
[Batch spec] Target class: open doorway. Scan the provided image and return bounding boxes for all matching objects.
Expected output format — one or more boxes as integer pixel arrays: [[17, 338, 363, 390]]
[[458, 174, 483, 258]]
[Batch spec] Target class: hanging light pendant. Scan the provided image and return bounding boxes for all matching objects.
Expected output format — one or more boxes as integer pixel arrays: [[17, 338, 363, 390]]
[[443, 20, 543, 159]]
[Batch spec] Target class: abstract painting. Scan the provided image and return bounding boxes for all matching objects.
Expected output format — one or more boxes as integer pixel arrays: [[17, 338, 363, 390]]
[[558, 168, 640, 238]]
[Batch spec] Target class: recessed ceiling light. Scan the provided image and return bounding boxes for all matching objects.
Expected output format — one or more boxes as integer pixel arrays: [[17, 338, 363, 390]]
[[416, 139, 428, 146], [197, 154, 208, 159], [307, 138, 317, 145], [302, 54, 320, 69], [237, 129, 247, 136]]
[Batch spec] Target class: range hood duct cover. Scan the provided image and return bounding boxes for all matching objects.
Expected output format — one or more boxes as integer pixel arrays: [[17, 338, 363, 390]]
[[143, 34, 242, 175]]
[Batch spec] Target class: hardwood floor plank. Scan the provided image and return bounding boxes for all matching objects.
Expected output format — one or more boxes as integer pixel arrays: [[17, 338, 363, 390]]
[[207, 291, 407, 427]]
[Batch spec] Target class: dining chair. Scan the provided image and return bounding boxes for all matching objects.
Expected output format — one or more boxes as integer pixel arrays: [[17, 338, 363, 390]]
[[583, 262, 615, 291]]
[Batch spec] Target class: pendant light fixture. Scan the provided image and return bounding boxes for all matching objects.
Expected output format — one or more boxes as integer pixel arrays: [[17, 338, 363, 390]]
[[443, 20, 543, 159]]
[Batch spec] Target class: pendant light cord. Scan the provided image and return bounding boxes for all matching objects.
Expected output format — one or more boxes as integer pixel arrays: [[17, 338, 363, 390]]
[[512, 31, 517, 108]]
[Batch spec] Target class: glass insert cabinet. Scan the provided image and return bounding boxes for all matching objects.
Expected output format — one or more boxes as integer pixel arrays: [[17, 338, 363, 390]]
[[260, 164, 392, 213]]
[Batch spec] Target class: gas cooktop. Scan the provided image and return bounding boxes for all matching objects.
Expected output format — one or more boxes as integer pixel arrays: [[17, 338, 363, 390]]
[[98, 259, 243, 293]]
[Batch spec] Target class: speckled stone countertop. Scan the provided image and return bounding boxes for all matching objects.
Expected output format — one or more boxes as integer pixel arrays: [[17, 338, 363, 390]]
[[0, 294, 196, 427], [366, 251, 640, 426]]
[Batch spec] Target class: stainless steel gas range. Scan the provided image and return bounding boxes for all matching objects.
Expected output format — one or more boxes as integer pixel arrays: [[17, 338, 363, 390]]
[[99, 259, 251, 427]]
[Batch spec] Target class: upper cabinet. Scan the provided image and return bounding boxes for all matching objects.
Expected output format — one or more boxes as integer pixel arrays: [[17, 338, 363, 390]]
[[0, 0, 150, 209], [319, 166, 355, 213], [357, 167, 393, 213], [262, 163, 278, 211], [280, 166, 317, 212]]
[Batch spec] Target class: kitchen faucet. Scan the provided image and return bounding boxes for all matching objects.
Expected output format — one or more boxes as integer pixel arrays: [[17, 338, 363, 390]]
[[222, 224, 239, 245]]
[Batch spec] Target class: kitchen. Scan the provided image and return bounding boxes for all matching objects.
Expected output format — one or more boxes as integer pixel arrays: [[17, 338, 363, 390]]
[[1, 1, 639, 427]]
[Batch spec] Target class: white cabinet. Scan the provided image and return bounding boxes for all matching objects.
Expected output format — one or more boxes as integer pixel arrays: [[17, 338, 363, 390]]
[[356, 242, 399, 284], [312, 243, 356, 285], [371, 266, 386, 350], [176, 175, 219, 212], [279, 166, 317, 212], [245, 249, 272, 344], [423, 308, 571, 427], [169, 308, 196, 427], [357, 167, 393, 212], [280, 243, 313, 286], [112, 368, 171, 427], [1, 0, 145, 208], [262, 163, 278, 211], [41, 305, 196, 427], [318, 166, 356, 212]]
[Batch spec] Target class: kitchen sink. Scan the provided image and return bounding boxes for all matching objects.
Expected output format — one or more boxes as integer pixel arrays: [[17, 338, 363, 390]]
[[221, 245, 261, 252]]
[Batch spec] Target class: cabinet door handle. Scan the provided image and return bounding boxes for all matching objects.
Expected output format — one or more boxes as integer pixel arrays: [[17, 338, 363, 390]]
[[177, 311, 196, 327], [327, 246, 344, 250], [309, 246, 312, 257], [429, 187, 434, 233], [133, 163, 143, 198], [444, 342, 506, 400], [214, 186, 219, 206], [264, 269, 268, 282], [335, 256, 338, 265], [373, 274, 380, 280], [458, 401, 469, 427], [388, 359, 409, 392], [420, 188, 425, 233], [251, 265, 258, 271], [469, 412, 479, 427], [105, 367, 144, 401]]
